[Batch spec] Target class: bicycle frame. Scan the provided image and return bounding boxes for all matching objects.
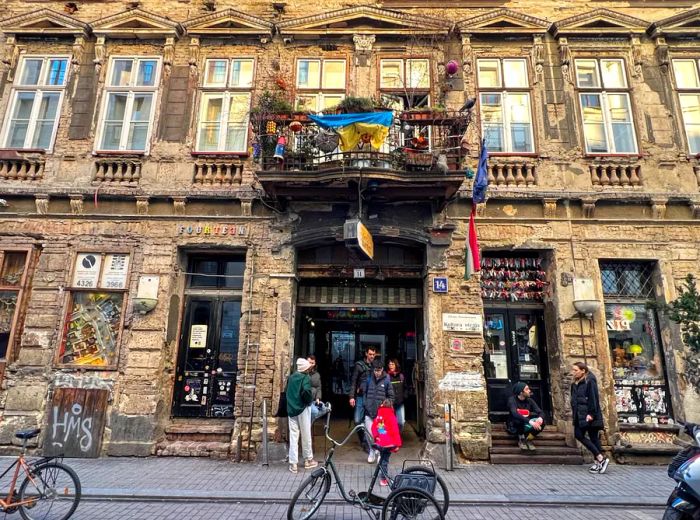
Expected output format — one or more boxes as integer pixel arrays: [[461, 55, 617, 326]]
[[0, 453, 44, 510]]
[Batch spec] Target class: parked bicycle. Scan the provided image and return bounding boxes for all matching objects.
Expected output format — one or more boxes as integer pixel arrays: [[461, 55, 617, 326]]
[[288, 404, 449, 519], [0, 429, 81, 520]]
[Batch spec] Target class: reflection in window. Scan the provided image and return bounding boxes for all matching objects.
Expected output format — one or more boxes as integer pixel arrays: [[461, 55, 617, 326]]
[[673, 59, 700, 153]]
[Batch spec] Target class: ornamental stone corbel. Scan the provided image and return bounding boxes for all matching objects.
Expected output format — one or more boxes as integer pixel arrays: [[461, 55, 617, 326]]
[[542, 198, 557, 219], [72, 36, 85, 71], [559, 37, 573, 85], [188, 37, 200, 77], [630, 36, 643, 78], [581, 198, 596, 218], [135, 196, 150, 215], [461, 34, 473, 77], [2, 36, 19, 81], [172, 196, 187, 215], [690, 202, 700, 220], [531, 35, 545, 85], [650, 198, 667, 220], [93, 36, 106, 77], [353, 34, 375, 67], [35, 194, 49, 215], [655, 36, 669, 75], [163, 37, 175, 78], [69, 194, 84, 215]]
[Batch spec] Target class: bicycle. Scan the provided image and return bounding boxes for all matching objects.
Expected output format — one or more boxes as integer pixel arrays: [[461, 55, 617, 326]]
[[287, 405, 449, 520], [0, 428, 81, 520]]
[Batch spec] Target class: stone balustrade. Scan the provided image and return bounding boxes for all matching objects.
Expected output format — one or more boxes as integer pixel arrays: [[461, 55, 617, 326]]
[[487, 160, 537, 187], [589, 162, 642, 187], [0, 158, 44, 181], [193, 160, 243, 185], [93, 158, 142, 184]]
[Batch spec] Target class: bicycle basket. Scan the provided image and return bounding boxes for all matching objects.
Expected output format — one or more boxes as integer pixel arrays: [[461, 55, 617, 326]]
[[393, 472, 437, 495]]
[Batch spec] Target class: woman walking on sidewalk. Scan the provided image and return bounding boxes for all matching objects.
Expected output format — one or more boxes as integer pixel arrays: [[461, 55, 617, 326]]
[[571, 362, 609, 474], [287, 358, 318, 474]]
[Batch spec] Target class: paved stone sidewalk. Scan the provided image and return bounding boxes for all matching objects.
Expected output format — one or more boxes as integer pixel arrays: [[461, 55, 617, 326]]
[[1, 456, 673, 506]]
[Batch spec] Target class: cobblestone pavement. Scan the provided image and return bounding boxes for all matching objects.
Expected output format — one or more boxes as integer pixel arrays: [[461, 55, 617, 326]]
[[5, 501, 665, 520]]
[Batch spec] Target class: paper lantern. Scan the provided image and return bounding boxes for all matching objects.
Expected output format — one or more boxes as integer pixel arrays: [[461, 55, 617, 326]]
[[446, 60, 459, 76], [289, 120, 303, 132]]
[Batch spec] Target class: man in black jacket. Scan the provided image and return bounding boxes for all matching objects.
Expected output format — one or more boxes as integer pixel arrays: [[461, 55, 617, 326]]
[[507, 382, 544, 451], [349, 347, 377, 451]]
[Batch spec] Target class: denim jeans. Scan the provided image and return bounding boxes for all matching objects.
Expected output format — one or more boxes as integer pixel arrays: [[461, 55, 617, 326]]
[[354, 396, 368, 450], [310, 401, 329, 423], [394, 404, 405, 431]]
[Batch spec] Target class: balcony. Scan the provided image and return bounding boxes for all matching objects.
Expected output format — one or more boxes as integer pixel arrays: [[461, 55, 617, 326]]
[[255, 111, 469, 205]]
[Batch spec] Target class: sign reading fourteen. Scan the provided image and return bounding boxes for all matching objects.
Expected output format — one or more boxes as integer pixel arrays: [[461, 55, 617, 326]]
[[433, 277, 448, 293], [442, 313, 483, 333]]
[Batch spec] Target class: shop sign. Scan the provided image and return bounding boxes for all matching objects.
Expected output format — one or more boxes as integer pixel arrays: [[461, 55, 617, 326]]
[[432, 277, 449, 293], [72, 253, 102, 288], [438, 371, 484, 391], [607, 319, 631, 331], [177, 224, 248, 236], [100, 254, 130, 290], [343, 219, 374, 260], [442, 313, 483, 333]]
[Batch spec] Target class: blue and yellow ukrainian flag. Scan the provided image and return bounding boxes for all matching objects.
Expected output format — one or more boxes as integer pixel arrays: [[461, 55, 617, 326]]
[[308, 112, 393, 152]]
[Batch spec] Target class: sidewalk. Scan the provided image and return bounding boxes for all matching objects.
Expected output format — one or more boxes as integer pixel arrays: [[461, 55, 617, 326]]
[[8, 456, 674, 507]]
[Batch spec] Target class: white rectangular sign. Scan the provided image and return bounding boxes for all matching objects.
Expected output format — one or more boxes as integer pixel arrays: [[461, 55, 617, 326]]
[[353, 268, 365, 279], [72, 253, 102, 288], [100, 254, 130, 289], [442, 313, 483, 333]]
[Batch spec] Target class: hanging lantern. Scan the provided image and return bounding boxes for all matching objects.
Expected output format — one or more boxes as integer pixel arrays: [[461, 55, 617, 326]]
[[445, 60, 459, 76], [289, 120, 303, 133]]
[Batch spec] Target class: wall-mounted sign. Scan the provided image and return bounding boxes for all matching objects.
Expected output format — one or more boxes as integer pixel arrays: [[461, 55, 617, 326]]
[[607, 319, 632, 331], [442, 313, 483, 333], [438, 371, 484, 391], [450, 338, 464, 352], [433, 277, 448, 293], [72, 253, 102, 288], [177, 224, 248, 236], [353, 268, 365, 279], [189, 325, 208, 349], [343, 219, 374, 260], [100, 254, 130, 289]]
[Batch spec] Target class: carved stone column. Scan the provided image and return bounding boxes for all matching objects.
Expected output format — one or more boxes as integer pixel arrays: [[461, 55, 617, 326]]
[[630, 36, 642, 79], [655, 36, 669, 75], [94, 36, 106, 78], [189, 37, 200, 78], [650, 198, 667, 220], [71, 36, 85, 72], [352, 34, 375, 67], [163, 37, 175, 79], [559, 37, 573, 84], [2, 36, 19, 81], [531, 35, 545, 85], [542, 198, 557, 219]]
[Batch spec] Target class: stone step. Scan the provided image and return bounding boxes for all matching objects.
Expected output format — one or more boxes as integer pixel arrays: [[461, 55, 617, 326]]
[[156, 440, 231, 458], [490, 446, 582, 456], [491, 431, 567, 441], [165, 422, 234, 435], [491, 437, 569, 447], [490, 453, 585, 464]]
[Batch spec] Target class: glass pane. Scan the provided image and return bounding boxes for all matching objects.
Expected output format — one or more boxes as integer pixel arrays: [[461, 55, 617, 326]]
[[227, 93, 249, 123], [32, 121, 56, 150], [102, 93, 128, 149], [296, 94, 318, 112], [297, 60, 320, 89], [131, 94, 152, 121], [225, 125, 246, 152], [202, 95, 223, 122], [47, 59, 68, 86], [198, 123, 220, 151], [503, 59, 528, 88], [20, 59, 43, 86], [190, 260, 218, 287], [608, 94, 636, 153], [680, 94, 700, 153], [205, 60, 228, 86], [136, 60, 158, 86], [407, 59, 429, 89], [601, 59, 626, 88], [110, 60, 133, 86], [223, 260, 245, 289], [321, 94, 344, 110], [7, 92, 34, 147], [184, 300, 212, 372], [231, 59, 254, 88], [576, 60, 599, 88], [36, 92, 60, 120], [484, 314, 508, 379], [323, 60, 346, 89], [1, 252, 27, 286], [0, 291, 19, 359], [673, 60, 700, 89], [218, 300, 241, 372], [477, 59, 501, 88], [581, 93, 608, 153], [7, 122, 28, 148], [127, 122, 149, 150], [59, 292, 123, 366], [380, 60, 403, 89], [507, 93, 531, 123], [607, 94, 632, 122], [12, 92, 35, 119], [101, 123, 122, 150], [513, 313, 541, 380]]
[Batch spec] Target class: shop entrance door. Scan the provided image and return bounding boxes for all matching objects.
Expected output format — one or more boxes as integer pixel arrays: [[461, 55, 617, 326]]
[[483, 308, 551, 423]]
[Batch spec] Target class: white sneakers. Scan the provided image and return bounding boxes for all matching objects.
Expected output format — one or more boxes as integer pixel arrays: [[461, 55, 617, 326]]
[[367, 449, 378, 464]]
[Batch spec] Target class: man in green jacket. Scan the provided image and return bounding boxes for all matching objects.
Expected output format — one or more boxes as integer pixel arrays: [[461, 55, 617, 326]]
[[287, 358, 317, 474]]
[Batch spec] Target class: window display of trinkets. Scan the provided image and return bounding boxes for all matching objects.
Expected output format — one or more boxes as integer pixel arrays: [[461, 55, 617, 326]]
[[480, 257, 547, 302]]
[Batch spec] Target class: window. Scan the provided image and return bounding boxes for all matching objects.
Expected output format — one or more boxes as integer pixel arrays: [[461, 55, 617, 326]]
[[0, 250, 30, 362], [96, 58, 160, 152], [672, 59, 700, 154], [196, 59, 254, 153], [575, 59, 637, 154], [295, 59, 346, 112], [599, 261, 672, 425], [1, 56, 69, 151], [58, 253, 131, 368], [380, 58, 430, 90], [477, 59, 534, 153]]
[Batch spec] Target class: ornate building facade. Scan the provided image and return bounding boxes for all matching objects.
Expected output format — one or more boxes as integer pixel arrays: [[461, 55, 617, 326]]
[[0, 0, 698, 462]]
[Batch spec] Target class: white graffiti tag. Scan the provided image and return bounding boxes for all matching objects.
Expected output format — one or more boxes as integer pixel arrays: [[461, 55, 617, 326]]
[[51, 403, 94, 452]]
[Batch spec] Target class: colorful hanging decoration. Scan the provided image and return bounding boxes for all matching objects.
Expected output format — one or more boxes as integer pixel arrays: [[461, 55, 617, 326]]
[[289, 120, 303, 133], [266, 120, 277, 134], [273, 135, 287, 161], [308, 111, 393, 152], [479, 257, 547, 302]]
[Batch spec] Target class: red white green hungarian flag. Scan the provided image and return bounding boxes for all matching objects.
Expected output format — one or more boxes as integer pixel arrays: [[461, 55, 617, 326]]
[[464, 206, 480, 280]]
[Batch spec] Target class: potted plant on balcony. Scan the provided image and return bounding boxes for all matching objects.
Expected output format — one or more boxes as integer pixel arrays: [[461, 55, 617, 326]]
[[333, 96, 376, 114]]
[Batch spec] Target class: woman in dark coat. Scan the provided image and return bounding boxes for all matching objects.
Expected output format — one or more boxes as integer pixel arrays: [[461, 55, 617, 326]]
[[571, 362, 609, 474]]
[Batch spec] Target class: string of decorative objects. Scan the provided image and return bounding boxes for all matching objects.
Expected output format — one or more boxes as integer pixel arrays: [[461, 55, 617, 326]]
[[480, 257, 548, 301]]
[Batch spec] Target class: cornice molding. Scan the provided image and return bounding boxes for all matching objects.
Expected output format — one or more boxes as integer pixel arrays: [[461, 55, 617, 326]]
[[551, 8, 648, 38], [90, 9, 183, 39], [0, 8, 90, 38], [649, 7, 700, 38], [456, 9, 551, 35], [182, 8, 273, 37]]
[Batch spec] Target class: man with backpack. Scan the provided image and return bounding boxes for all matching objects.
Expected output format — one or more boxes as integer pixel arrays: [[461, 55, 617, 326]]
[[349, 347, 377, 451]]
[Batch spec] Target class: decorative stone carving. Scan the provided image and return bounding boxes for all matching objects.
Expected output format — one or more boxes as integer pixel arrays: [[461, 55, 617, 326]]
[[655, 36, 669, 74], [172, 196, 187, 215], [531, 35, 545, 84], [651, 198, 667, 220], [542, 198, 557, 219], [559, 37, 573, 84], [353, 34, 375, 53], [241, 199, 253, 217], [691, 202, 700, 220], [136, 196, 150, 215], [475, 202, 486, 217], [461, 35, 473, 77], [69, 195, 84, 215], [35, 194, 49, 215], [71, 36, 85, 70], [189, 37, 200, 76], [94, 36, 106, 77], [163, 37, 175, 78], [581, 198, 596, 218], [2, 36, 19, 81], [630, 36, 643, 78]]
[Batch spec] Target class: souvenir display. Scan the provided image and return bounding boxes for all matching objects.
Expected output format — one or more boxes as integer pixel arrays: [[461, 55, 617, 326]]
[[480, 257, 547, 301]]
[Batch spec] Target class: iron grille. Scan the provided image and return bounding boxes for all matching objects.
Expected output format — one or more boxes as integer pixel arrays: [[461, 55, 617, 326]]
[[599, 261, 656, 298]]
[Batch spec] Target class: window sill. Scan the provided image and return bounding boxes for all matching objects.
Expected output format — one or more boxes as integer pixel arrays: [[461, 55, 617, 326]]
[[93, 151, 146, 158], [191, 151, 249, 158], [488, 153, 539, 158], [584, 154, 642, 160], [0, 148, 46, 158]]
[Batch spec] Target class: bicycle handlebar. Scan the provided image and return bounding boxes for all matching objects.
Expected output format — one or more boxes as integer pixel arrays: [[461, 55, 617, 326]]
[[323, 405, 368, 447]]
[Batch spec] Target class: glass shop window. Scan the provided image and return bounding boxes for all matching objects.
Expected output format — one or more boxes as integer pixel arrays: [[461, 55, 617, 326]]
[[0, 251, 30, 361], [188, 256, 245, 290]]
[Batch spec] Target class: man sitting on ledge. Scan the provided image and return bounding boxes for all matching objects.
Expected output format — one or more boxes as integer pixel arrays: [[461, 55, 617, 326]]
[[507, 382, 544, 452]]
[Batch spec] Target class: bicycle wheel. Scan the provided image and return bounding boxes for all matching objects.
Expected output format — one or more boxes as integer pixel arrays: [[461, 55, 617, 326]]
[[287, 470, 331, 520], [18, 462, 81, 520], [382, 487, 444, 520], [401, 466, 450, 514]]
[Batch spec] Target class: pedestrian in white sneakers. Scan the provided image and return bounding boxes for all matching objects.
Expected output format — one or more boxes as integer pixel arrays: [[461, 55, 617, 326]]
[[571, 362, 610, 474], [287, 358, 317, 474]]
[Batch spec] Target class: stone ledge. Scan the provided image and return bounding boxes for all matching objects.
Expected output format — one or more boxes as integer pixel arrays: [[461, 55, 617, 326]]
[[165, 423, 235, 435]]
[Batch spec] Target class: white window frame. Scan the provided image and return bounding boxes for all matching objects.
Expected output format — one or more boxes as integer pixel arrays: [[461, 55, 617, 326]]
[[379, 58, 431, 91], [476, 58, 535, 154], [672, 58, 700, 155], [575, 58, 638, 155], [95, 56, 162, 154], [196, 58, 254, 153], [0, 55, 71, 151], [295, 59, 346, 112]]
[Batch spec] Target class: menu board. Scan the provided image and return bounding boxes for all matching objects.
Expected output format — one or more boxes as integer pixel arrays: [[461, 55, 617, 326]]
[[72, 254, 102, 289], [101, 254, 130, 289]]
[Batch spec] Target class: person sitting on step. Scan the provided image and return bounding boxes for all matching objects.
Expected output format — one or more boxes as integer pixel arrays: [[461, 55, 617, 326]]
[[506, 382, 544, 452]]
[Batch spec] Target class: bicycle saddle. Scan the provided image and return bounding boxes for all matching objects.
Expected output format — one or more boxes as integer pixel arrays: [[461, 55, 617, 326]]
[[15, 428, 41, 440]]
